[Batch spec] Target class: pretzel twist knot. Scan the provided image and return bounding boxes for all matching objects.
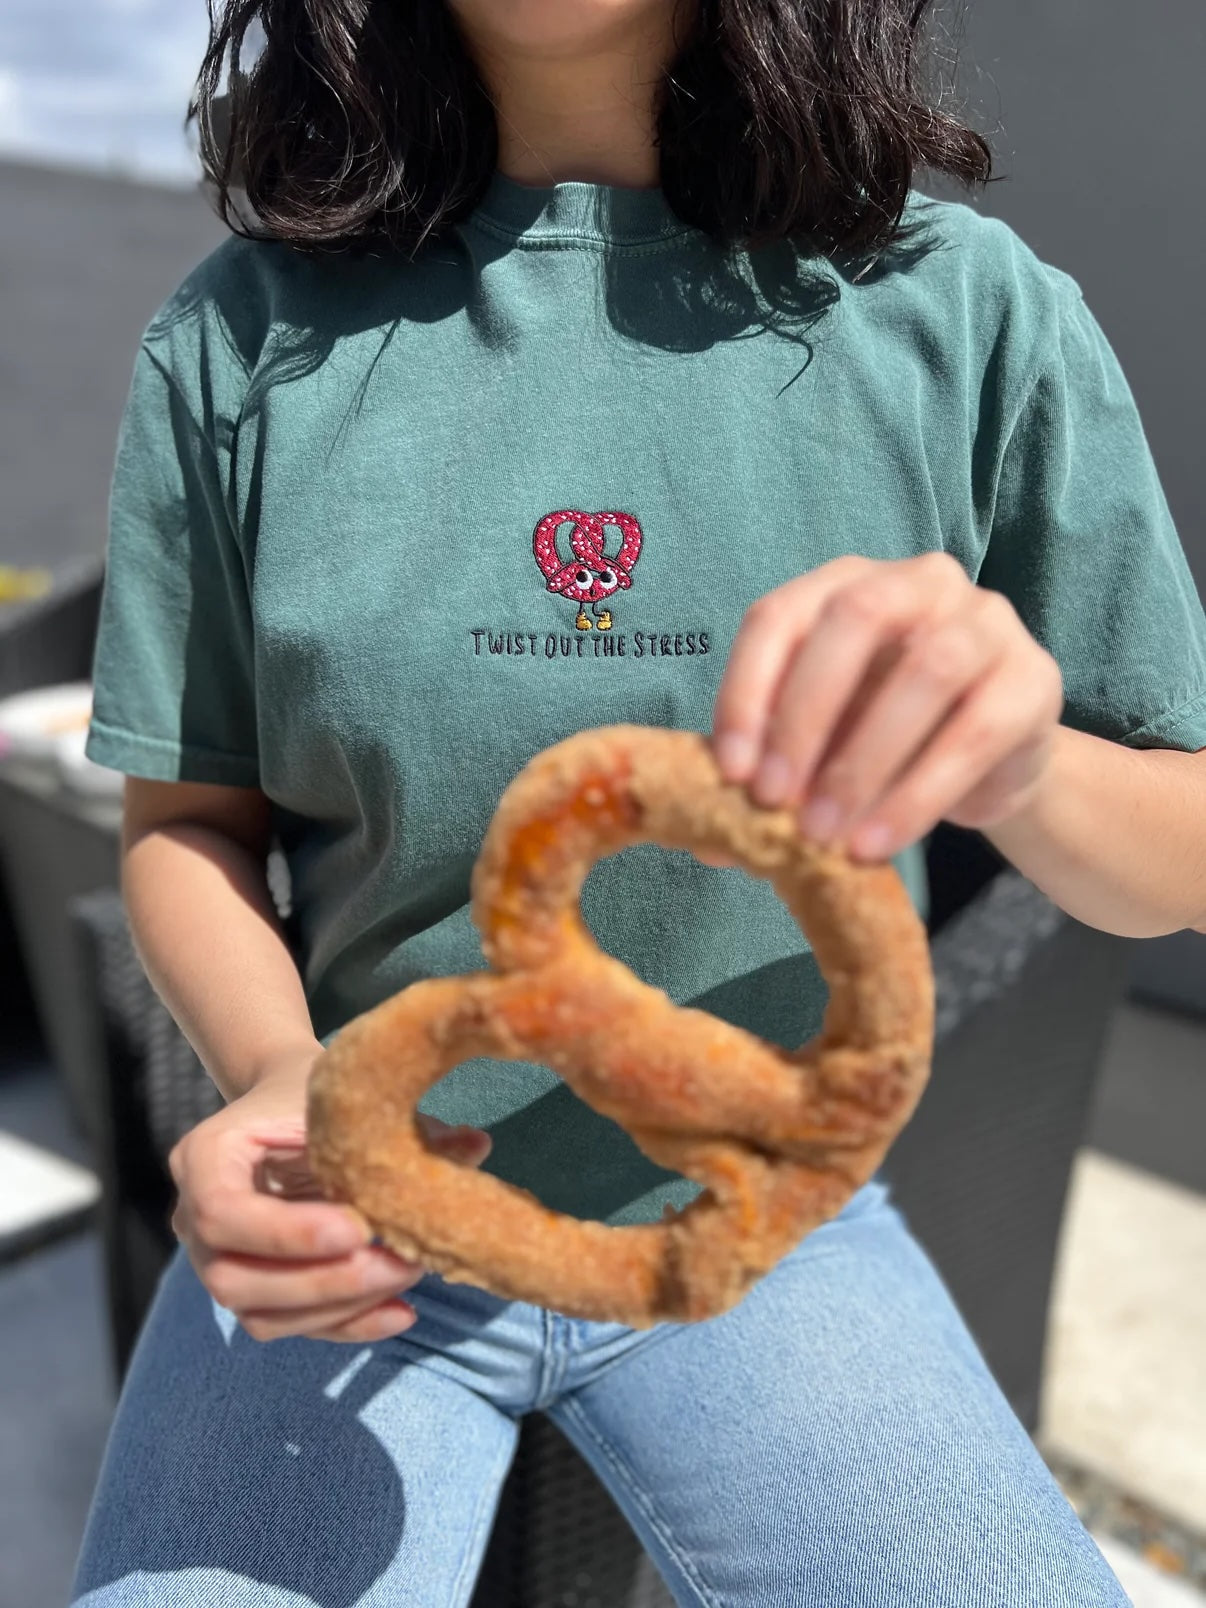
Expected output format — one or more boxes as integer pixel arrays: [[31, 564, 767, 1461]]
[[307, 725, 935, 1326]]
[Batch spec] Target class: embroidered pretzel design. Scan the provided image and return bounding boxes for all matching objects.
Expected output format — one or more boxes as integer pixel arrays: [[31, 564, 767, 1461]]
[[532, 510, 644, 604], [307, 725, 935, 1327]]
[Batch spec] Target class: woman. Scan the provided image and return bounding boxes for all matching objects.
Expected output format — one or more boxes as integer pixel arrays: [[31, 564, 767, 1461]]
[[72, 0, 1206, 1602]]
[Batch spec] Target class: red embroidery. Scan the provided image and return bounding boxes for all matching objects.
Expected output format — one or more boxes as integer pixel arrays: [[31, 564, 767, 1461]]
[[532, 510, 644, 630]]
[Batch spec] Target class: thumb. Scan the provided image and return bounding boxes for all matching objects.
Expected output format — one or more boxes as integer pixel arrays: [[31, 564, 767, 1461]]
[[416, 1113, 493, 1167]]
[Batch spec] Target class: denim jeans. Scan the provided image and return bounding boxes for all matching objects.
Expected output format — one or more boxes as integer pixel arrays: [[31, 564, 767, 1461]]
[[71, 1178, 1127, 1606]]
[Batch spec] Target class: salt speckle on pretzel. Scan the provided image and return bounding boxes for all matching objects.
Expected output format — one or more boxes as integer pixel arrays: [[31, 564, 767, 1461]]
[[306, 724, 935, 1326]]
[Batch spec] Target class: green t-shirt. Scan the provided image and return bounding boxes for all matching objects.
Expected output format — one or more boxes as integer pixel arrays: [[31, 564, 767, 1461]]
[[87, 176, 1206, 1226]]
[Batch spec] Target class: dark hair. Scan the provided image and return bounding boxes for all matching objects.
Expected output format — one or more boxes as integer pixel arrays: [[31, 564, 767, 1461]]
[[190, 0, 991, 258]]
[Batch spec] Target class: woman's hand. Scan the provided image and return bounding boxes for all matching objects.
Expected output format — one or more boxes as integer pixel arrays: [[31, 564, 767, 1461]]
[[168, 1050, 492, 1343], [711, 552, 1065, 860]]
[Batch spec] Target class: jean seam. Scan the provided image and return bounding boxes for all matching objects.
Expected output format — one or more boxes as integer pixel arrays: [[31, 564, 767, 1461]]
[[444, 1428, 517, 1608], [557, 1395, 724, 1608], [535, 1310, 572, 1409]]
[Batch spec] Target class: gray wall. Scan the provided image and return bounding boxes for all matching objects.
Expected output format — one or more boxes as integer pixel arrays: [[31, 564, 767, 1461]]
[[948, 0, 1205, 591], [0, 161, 226, 568], [940, 0, 1206, 1009]]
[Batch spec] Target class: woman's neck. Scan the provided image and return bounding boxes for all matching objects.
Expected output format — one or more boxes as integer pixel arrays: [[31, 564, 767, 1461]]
[[451, 5, 682, 189]]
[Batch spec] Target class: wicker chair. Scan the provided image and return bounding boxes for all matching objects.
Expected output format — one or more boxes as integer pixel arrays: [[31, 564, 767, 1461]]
[[69, 825, 1134, 1608]]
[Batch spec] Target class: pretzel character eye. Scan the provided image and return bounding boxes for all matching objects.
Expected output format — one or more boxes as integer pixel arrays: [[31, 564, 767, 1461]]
[[307, 725, 935, 1327]]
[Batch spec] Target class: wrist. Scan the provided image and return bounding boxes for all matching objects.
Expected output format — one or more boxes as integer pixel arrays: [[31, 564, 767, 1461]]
[[231, 1038, 325, 1100], [974, 726, 1067, 846]]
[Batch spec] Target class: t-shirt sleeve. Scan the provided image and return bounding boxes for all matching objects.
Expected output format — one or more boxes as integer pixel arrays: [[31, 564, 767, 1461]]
[[85, 337, 260, 786], [977, 275, 1206, 754]]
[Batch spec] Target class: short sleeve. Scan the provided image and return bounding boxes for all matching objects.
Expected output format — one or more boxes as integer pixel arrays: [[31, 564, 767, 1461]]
[[978, 278, 1206, 754], [86, 339, 260, 786]]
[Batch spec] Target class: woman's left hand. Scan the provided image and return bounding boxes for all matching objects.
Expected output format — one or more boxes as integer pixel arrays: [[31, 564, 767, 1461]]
[[711, 552, 1065, 861]]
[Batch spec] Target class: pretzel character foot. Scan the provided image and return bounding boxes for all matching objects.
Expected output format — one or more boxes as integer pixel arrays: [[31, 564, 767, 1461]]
[[307, 725, 935, 1327]]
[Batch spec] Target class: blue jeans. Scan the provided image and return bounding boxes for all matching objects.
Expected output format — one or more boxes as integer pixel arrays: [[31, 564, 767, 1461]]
[[71, 1180, 1126, 1606]]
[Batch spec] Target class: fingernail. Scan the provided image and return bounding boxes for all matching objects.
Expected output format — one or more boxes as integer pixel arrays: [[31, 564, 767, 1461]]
[[445, 1129, 491, 1162], [800, 796, 842, 840], [366, 1244, 410, 1269], [713, 732, 757, 780], [751, 754, 794, 806], [319, 1215, 368, 1253], [454, 1124, 490, 1146], [850, 822, 894, 859]]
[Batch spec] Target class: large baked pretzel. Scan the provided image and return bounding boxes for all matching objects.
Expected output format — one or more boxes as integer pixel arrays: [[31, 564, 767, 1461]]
[[307, 725, 935, 1326]]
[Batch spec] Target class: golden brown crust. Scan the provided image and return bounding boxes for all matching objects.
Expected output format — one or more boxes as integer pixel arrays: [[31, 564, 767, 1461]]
[[306, 724, 935, 1326]]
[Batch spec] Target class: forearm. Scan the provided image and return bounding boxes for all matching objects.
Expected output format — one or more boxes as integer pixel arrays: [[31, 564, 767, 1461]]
[[981, 724, 1206, 939], [122, 821, 320, 1101]]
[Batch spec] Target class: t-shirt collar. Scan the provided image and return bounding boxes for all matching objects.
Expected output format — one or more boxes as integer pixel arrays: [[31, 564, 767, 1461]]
[[473, 170, 691, 247]]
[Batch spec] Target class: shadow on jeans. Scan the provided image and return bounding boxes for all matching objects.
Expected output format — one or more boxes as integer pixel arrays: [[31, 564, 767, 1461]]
[[75, 1245, 506, 1607]]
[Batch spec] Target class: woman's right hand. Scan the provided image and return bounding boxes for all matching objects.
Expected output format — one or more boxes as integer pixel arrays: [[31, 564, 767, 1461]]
[[167, 1049, 492, 1343]]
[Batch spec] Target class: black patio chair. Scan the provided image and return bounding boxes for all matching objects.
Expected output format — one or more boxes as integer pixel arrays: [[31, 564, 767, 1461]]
[[0, 557, 107, 1071], [69, 824, 1135, 1608]]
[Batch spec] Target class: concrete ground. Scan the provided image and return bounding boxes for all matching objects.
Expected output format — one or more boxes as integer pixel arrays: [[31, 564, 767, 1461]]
[[1034, 1001, 1206, 1603]]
